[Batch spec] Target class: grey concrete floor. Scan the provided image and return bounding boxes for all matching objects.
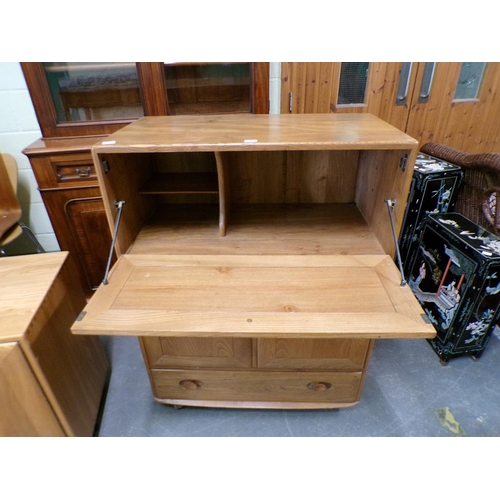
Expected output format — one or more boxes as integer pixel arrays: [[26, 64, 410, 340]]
[[96, 330, 500, 437]]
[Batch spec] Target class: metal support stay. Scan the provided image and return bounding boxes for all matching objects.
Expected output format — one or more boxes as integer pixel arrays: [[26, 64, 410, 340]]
[[102, 200, 125, 286], [385, 199, 407, 287]]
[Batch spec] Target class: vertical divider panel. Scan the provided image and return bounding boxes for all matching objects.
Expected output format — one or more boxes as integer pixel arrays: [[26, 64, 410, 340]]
[[214, 151, 230, 237]]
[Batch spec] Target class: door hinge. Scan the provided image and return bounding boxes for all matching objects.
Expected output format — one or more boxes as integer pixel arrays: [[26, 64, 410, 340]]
[[102, 158, 110, 174], [399, 154, 408, 172], [289, 92, 293, 113]]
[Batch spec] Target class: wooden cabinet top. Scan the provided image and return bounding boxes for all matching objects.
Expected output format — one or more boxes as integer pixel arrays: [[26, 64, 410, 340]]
[[92, 113, 418, 154], [0, 252, 69, 343], [23, 136, 104, 156]]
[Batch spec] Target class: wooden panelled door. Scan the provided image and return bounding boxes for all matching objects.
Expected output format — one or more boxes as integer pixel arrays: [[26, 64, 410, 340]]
[[404, 62, 500, 153], [281, 62, 500, 153]]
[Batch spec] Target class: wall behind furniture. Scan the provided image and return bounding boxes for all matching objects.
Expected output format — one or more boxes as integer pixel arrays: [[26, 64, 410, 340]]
[[0, 62, 60, 251]]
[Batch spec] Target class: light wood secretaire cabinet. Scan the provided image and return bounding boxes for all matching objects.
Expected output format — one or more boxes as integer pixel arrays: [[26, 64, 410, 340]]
[[0, 252, 109, 436], [71, 113, 435, 409]]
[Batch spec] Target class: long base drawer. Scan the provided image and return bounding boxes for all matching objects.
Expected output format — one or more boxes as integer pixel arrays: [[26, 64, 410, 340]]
[[150, 369, 363, 409]]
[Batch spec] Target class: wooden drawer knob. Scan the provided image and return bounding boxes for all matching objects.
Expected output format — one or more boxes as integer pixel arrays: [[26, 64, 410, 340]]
[[307, 382, 332, 392], [179, 379, 204, 390]]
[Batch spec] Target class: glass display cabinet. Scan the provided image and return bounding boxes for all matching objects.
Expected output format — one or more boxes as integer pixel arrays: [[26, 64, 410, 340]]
[[21, 62, 269, 297], [21, 62, 269, 138]]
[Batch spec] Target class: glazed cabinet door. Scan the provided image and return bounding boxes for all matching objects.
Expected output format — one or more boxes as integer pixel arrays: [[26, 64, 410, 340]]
[[21, 62, 145, 138], [21, 62, 270, 139], [138, 62, 270, 115]]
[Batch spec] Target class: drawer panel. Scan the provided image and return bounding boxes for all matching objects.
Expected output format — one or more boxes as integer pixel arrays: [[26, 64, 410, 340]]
[[151, 369, 362, 405], [53, 158, 97, 185], [257, 338, 372, 370], [141, 337, 253, 369], [30, 153, 98, 189]]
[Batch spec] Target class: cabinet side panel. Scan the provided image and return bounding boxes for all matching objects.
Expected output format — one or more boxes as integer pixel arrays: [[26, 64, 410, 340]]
[[94, 151, 156, 256], [356, 148, 417, 256], [22, 254, 109, 437], [0, 343, 65, 437]]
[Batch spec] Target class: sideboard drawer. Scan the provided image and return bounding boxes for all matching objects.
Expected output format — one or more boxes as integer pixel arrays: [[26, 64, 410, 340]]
[[30, 153, 98, 189], [151, 369, 362, 405]]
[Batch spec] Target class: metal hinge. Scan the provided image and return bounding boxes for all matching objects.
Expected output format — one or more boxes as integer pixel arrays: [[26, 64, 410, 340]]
[[289, 92, 293, 113], [76, 311, 87, 321], [102, 158, 110, 174], [399, 154, 408, 172]]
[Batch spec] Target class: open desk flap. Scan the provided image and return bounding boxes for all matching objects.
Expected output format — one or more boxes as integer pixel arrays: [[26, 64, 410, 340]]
[[72, 254, 436, 339]]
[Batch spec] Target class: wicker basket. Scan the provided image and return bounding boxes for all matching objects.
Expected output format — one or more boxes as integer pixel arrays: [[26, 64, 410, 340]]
[[420, 143, 500, 236]]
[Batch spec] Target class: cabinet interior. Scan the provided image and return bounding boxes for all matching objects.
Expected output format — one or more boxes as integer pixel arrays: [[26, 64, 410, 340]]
[[97, 147, 411, 258]]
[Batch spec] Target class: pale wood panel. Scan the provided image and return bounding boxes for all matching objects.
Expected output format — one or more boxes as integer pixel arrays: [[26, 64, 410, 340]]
[[19, 252, 109, 437], [355, 148, 418, 256], [114, 266, 395, 313], [128, 204, 384, 256], [0, 252, 108, 437], [92, 114, 418, 154], [72, 254, 435, 339], [284, 150, 359, 203], [215, 151, 230, 235], [227, 150, 359, 204], [141, 337, 252, 369], [93, 150, 156, 256], [0, 343, 64, 437], [257, 338, 371, 370], [0, 252, 67, 343], [227, 151, 286, 203]]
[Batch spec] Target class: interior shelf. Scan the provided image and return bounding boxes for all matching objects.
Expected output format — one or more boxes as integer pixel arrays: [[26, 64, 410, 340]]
[[139, 172, 219, 195], [129, 203, 385, 256]]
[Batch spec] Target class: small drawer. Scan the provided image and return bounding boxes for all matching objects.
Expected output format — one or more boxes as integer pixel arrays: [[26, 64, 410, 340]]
[[51, 157, 98, 185], [30, 153, 98, 189], [151, 369, 362, 406]]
